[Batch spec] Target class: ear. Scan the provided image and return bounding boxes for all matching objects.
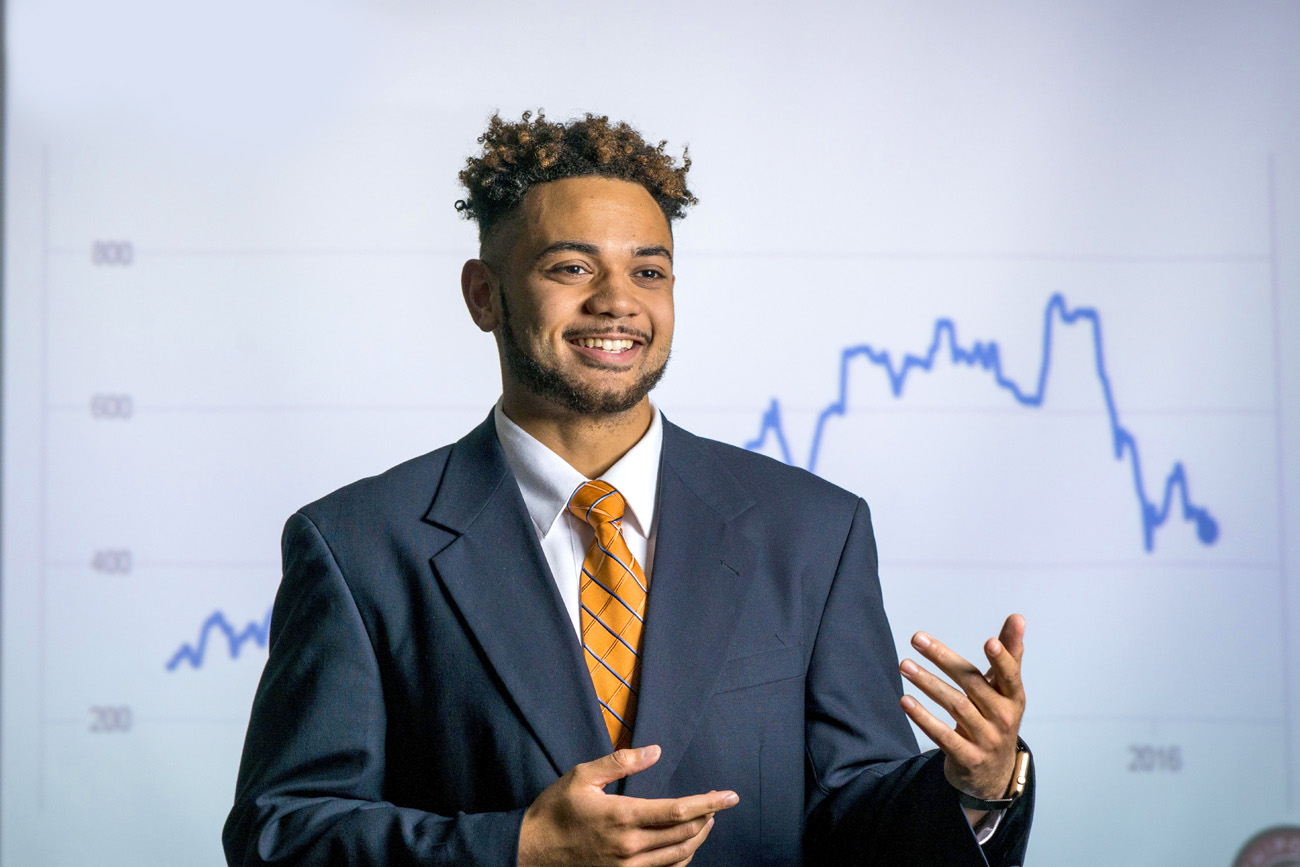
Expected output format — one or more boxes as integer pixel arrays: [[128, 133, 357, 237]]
[[461, 259, 500, 332]]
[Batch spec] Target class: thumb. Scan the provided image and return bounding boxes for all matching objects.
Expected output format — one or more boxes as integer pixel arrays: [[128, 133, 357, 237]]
[[999, 613, 1026, 660], [573, 745, 661, 788]]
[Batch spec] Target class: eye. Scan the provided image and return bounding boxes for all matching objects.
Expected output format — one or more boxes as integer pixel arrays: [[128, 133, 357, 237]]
[[546, 262, 593, 280], [634, 267, 668, 280]]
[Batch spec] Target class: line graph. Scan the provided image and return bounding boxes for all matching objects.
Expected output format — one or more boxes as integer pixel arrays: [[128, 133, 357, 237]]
[[162, 295, 1223, 670], [744, 293, 1220, 552], [165, 608, 272, 671]]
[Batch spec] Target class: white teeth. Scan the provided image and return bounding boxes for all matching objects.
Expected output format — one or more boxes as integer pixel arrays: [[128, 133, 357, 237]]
[[577, 338, 634, 352]]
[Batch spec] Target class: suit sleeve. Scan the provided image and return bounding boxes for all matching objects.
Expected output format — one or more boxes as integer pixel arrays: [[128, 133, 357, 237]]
[[222, 512, 525, 867], [802, 498, 1035, 867]]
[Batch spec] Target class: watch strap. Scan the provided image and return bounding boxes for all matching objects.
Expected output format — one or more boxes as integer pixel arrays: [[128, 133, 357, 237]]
[[957, 791, 1016, 811], [957, 747, 1031, 812]]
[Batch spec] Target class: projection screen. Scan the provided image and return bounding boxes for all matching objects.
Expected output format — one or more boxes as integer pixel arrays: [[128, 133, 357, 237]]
[[4, 1, 1299, 864]]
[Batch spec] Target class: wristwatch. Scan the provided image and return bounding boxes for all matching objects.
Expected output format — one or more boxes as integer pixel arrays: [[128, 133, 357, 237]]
[[957, 746, 1031, 811]]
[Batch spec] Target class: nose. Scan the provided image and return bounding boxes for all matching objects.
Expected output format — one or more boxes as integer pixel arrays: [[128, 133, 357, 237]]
[[583, 272, 641, 318]]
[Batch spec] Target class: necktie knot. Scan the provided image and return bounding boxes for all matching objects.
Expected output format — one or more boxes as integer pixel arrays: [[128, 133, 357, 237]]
[[568, 480, 626, 529]]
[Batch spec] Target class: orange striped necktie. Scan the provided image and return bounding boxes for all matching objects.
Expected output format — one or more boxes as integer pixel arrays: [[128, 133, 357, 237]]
[[568, 480, 648, 750]]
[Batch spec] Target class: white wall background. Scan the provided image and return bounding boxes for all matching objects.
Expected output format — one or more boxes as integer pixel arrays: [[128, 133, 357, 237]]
[[4, 1, 1300, 864]]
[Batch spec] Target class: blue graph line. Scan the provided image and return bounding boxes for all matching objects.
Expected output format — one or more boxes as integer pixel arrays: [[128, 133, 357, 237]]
[[744, 292, 1220, 552], [165, 607, 272, 671]]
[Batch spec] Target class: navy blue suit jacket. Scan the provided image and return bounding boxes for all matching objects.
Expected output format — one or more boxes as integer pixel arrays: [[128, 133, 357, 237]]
[[223, 414, 1033, 866]]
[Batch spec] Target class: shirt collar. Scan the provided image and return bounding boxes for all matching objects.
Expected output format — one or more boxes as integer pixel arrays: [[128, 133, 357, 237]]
[[493, 399, 663, 539]]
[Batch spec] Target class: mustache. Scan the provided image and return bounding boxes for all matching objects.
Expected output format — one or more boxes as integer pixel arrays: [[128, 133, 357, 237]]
[[562, 326, 651, 343]]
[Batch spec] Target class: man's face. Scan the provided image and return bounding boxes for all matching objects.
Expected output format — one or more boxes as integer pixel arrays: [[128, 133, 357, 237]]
[[489, 176, 675, 417]]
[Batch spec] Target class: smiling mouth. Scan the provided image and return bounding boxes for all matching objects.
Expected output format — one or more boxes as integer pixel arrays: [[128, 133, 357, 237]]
[[570, 337, 637, 353]]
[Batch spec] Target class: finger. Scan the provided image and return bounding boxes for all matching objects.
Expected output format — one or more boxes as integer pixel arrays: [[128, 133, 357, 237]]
[[573, 745, 661, 788], [910, 633, 1001, 717], [630, 815, 714, 867], [668, 815, 715, 867], [628, 813, 713, 854], [900, 695, 979, 766], [998, 613, 1026, 661], [631, 789, 739, 827], [899, 658, 992, 738], [983, 636, 1025, 703]]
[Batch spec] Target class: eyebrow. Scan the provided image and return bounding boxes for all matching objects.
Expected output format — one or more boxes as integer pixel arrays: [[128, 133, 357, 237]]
[[636, 245, 673, 262], [532, 241, 673, 265]]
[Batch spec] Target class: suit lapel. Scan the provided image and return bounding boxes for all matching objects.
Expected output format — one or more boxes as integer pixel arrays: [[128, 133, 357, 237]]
[[424, 415, 610, 777], [623, 419, 756, 798]]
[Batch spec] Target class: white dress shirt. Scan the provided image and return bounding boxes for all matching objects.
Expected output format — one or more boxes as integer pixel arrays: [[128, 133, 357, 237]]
[[493, 399, 662, 636], [492, 398, 1003, 844]]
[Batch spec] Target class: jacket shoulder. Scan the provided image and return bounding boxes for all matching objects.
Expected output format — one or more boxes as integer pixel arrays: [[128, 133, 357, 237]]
[[295, 443, 455, 530], [664, 420, 863, 519]]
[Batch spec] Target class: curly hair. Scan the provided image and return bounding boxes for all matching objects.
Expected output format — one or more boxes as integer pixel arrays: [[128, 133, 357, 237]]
[[455, 110, 697, 247]]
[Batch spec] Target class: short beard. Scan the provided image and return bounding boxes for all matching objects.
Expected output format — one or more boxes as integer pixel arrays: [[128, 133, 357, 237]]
[[497, 287, 669, 416]]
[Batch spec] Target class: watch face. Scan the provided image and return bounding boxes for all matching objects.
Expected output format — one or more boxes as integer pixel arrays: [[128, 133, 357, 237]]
[[1234, 826, 1300, 867]]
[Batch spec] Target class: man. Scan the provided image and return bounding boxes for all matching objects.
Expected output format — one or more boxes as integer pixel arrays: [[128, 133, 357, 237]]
[[224, 111, 1034, 867]]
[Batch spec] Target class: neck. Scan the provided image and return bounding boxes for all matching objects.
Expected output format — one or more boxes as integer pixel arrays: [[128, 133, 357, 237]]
[[500, 393, 654, 479]]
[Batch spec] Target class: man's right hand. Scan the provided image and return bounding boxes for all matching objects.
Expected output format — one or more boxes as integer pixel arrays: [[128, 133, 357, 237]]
[[517, 745, 739, 867]]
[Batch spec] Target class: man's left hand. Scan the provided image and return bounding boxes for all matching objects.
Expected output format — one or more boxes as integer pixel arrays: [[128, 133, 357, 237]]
[[898, 613, 1026, 822]]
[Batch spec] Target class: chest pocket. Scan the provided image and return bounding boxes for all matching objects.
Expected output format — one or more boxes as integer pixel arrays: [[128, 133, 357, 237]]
[[712, 645, 805, 695]]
